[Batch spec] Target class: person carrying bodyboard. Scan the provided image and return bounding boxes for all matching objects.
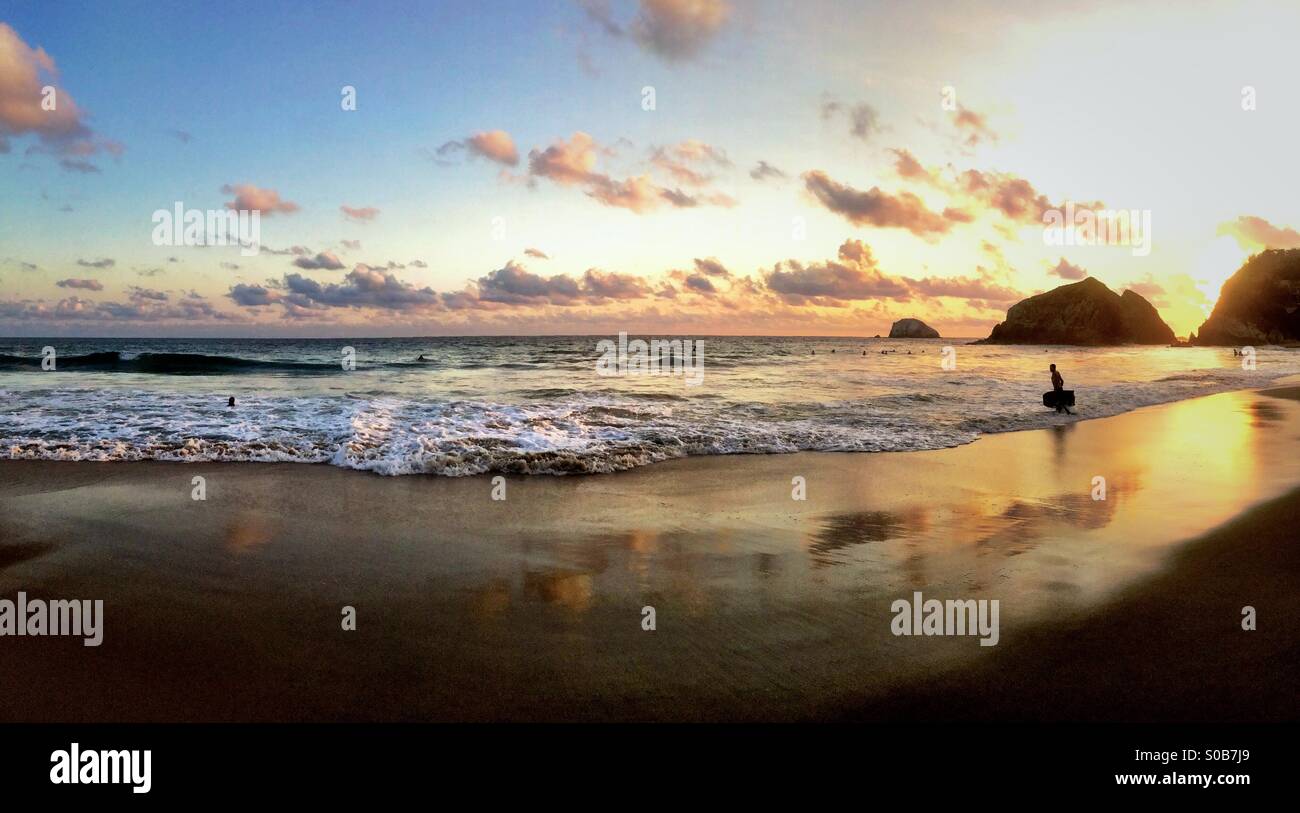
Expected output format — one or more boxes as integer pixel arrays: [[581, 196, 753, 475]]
[[1044, 363, 1074, 414]]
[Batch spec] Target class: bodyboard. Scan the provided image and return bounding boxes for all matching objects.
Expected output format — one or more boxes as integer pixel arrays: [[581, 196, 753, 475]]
[[1043, 390, 1075, 408]]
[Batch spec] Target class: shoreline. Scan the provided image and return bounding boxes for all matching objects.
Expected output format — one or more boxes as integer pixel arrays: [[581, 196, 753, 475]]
[[2, 386, 1299, 721], [4, 374, 1299, 479]]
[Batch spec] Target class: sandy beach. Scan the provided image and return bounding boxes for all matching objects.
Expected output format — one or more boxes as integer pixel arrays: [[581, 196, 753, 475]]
[[2, 386, 1299, 722]]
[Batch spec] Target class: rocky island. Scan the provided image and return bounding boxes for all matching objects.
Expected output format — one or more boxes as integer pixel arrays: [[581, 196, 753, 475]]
[[977, 277, 1174, 345], [888, 318, 940, 339]]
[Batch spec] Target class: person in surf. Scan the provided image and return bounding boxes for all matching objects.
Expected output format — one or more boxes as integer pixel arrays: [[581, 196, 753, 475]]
[[1049, 363, 1072, 415]]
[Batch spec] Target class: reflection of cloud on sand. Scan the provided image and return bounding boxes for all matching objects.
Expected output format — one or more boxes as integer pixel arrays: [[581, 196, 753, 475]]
[[523, 569, 594, 613], [464, 578, 511, 620], [808, 507, 928, 566], [223, 515, 274, 554]]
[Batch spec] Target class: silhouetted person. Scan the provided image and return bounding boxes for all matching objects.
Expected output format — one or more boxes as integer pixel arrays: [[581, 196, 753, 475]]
[[1049, 364, 1072, 415], [417, 354, 428, 361], [228, 397, 235, 408]]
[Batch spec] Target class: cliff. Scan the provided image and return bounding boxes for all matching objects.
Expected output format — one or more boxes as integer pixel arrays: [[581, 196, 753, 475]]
[[1193, 249, 1300, 346]]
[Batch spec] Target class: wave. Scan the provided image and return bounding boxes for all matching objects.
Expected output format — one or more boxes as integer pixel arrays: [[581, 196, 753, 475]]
[[0, 351, 339, 375]]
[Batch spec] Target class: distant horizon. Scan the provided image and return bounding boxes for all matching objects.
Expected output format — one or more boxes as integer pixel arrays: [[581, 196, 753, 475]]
[[0, 331, 984, 341]]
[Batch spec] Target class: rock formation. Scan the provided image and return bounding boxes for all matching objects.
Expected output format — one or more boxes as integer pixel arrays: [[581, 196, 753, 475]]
[[978, 277, 1174, 345], [888, 318, 940, 339], [1193, 249, 1300, 345]]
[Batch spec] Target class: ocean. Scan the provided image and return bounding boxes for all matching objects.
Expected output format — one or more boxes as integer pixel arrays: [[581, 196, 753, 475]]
[[1, 336, 1296, 476]]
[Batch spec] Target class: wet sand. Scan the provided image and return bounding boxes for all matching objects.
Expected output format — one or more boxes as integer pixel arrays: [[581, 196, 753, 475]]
[[1, 386, 1299, 721]]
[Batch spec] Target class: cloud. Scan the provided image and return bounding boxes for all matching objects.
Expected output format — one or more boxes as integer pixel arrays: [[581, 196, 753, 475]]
[[902, 268, 1022, 303], [952, 104, 997, 147], [4, 258, 40, 272], [56, 278, 103, 291], [529, 132, 733, 213], [76, 257, 115, 268], [465, 130, 518, 166], [475, 261, 583, 305], [583, 0, 731, 61], [888, 148, 943, 186], [580, 268, 653, 300], [649, 139, 730, 186], [633, 0, 730, 60], [59, 158, 100, 174], [1124, 277, 1165, 303], [757, 240, 1024, 310], [0, 293, 237, 325], [221, 183, 300, 215], [263, 244, 312, 256], [433, 129, 520, 167], [1048, 257, 1087, 280], [340, 205, 380, 223], [749, 160, 785, 181], [578, 0, 625, 36], [803, 170, 961, 237], [1217, 215, 1300, 250], [228, 283, 278, 307], [524, 248, 550, 259], [231, 267, 442, 317], [693, 257, 730, 277], [292, 251, 346, 270], [957, 169, 1098, 225], [659, 185, 737, 208], [0, 23, 122, 170], [443, 261, 655, 309], [822, 99, 880, 142], [763, 239, 910, 305], [885, 147, 1104, 229], [586, 173, 666, 213], [683, 274, 717, 294], [528, 131, 601, 185], [128, 286, 167, 301]]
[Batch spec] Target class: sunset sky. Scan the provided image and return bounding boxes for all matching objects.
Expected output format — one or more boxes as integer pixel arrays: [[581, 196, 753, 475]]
[[2, 0, 1298, 338]]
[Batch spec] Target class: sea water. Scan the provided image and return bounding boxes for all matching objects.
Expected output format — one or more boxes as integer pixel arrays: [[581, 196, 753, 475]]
[[1, 336, 1296, 476]]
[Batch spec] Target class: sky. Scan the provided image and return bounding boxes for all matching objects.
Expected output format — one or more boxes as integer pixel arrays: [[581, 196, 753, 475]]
[[1, 0, 1298, 338]]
